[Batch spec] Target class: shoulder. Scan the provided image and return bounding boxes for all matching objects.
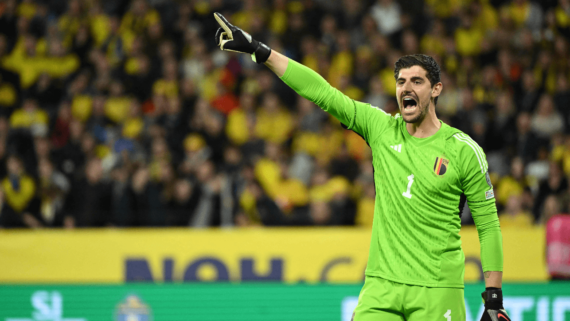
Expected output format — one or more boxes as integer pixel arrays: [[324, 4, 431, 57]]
[[448, 129, 488, 174]]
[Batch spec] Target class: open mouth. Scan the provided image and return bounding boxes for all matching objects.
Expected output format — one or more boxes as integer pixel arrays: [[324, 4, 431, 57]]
[[402, 97, 418, 111]]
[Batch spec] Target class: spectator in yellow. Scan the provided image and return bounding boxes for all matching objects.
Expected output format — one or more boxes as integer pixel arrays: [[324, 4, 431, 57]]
[[338, 74, 363, 101], [255, 92, 293, 144], [58, 0, 85, 48], [378, 50, 399, 97], [153, 59, 179, 99], [122, 100, 145, 140], [425, 0, 465, 19], [70, 72, 93, 122], [226, 92, 256, 146], [0, 74, 18, 111], [420, 19, 446, 56], [0, 155, 40, 228], [42, 40, 80, 82], [300, 36, 320, 72], [356, 180, 376, 227], [471, 0, 499, 33], [314, 121, 345, 166], [328, 31, 354, 88], [269, 0, 288, 35], [455, 13, 484, 56], [272, 159, 309, 214], [309, 168, 351, 203], [505, 0, 543, 32], [254, 145, 308, 214], [17, 0, 37, 19], [2, 35, 40, 88], [88, 2, 111, 48], [292, 97, 328, 156], [120, 0, 160, 52], [179, 134, 210, 176], [101, 17, 125, 67], [552, 134, 570, 176], [496, 157, 529, 205], [499, 194, 534, 228], [10, 98, 48, 136], [254, 143, 282, 198], [554, 0, 570, 31], [105, 81, 132, 124], [231, 0, 267, 32]]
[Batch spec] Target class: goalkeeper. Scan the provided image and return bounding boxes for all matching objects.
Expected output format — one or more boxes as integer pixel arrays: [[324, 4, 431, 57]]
[[214, 13, 511, 321]]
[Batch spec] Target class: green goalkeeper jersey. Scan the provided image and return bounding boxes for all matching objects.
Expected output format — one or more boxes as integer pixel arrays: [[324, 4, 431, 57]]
[[281, 60, 503, 288]]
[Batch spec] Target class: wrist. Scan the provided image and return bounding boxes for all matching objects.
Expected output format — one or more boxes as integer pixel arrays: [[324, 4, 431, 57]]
[[482, 288, 504, 310], [251, 39, 271, 64]]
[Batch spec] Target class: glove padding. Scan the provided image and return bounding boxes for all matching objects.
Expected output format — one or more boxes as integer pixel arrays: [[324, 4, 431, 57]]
[[213, 12, 271, 64], [480, 288, 511, 321]]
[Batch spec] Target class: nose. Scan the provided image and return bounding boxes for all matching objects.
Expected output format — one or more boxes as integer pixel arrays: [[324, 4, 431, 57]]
[[402, 81, 413, 93]]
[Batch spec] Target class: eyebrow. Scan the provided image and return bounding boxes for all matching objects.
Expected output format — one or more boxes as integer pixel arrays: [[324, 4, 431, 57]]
[[397, 76, 424, 82]]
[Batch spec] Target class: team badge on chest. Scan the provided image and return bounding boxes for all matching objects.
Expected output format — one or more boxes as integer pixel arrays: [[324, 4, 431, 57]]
[[433, 157, 449, 175]]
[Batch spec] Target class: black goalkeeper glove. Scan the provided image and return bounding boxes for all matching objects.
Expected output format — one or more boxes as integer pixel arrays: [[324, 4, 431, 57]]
[[481, 288, 511, 321], [213, 12, 271, 64]]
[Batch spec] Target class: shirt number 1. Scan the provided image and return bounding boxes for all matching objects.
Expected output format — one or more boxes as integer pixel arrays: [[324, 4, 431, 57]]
[[402, 174, 414, 199]]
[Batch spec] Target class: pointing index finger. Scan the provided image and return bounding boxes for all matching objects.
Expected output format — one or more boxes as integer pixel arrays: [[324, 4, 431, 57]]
[[214, 13, 233, 40]]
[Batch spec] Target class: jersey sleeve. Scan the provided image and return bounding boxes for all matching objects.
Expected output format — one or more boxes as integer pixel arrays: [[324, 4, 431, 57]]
[[280, 59, 395, 143], [454, 133, 504, 272]]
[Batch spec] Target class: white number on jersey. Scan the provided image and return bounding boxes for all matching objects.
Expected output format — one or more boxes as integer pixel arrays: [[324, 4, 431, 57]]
[[402, 174, 414, 199]]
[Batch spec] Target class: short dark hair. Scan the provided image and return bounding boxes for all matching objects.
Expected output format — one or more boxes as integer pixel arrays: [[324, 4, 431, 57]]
[[394, 54, 441, 104]]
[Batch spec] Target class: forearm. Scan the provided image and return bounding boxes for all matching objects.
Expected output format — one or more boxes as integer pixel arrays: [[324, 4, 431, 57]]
[[484, 271, 502, 288], [264, 50, 289, 78], [471, 202, 504, 275]]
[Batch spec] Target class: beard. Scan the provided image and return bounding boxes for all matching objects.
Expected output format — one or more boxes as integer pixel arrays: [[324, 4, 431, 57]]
[[402, 98, 430, 124]]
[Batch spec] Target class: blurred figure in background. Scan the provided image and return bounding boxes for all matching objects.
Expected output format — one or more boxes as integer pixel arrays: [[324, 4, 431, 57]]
[[533, 162, 568, 223], [64, 158, 111, 228], [546, 209, 570, 280], [0, 154, 40, 228], [499, 194, 534, 228]]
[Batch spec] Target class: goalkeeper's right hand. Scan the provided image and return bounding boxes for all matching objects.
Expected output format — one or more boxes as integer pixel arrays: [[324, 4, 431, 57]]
[[213, 12, 271, 64]]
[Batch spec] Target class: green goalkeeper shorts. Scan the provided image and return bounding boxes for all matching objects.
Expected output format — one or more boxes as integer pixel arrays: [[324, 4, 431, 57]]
[[353, 276, 466, 321]]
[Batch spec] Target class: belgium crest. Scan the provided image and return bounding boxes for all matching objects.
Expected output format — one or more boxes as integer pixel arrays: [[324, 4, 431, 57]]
[[434, 157, 449, 175]]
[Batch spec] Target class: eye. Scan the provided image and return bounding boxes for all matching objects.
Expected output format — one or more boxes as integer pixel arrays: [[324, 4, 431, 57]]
[[414, 80, 422, 85]]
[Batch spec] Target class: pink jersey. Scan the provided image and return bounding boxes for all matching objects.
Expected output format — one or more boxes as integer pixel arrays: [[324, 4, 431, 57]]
[[546, 214, 570, 277]]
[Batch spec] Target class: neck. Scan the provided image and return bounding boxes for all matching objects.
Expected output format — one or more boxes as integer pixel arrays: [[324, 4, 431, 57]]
[[405, 105, 441, 138]]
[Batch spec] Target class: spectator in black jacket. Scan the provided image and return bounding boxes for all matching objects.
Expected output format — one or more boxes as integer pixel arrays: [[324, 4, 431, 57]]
[[64, 158, 111, 227]]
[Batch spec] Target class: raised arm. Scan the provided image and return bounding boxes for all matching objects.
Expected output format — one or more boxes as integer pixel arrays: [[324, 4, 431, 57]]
[[213, 12, 395, 143]]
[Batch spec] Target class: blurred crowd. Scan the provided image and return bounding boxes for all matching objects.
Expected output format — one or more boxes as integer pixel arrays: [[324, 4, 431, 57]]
[[0, 0, 569, 228]]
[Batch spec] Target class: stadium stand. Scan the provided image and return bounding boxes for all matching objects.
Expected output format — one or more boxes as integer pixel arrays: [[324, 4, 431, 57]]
[[0, 0, 569, 228]]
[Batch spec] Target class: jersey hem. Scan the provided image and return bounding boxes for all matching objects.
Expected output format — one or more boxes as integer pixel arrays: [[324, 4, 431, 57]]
[[364, 271, 465, 289], [482, 266, 503, 272]]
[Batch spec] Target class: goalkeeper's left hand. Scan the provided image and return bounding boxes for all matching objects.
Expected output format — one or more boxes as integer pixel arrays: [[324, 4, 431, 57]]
[[481, 288, 511, 321]]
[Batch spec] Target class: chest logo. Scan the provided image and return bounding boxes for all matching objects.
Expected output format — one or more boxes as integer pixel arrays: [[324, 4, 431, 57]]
[[390, 144, 402, 152], [433, 157, 449, 175]]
